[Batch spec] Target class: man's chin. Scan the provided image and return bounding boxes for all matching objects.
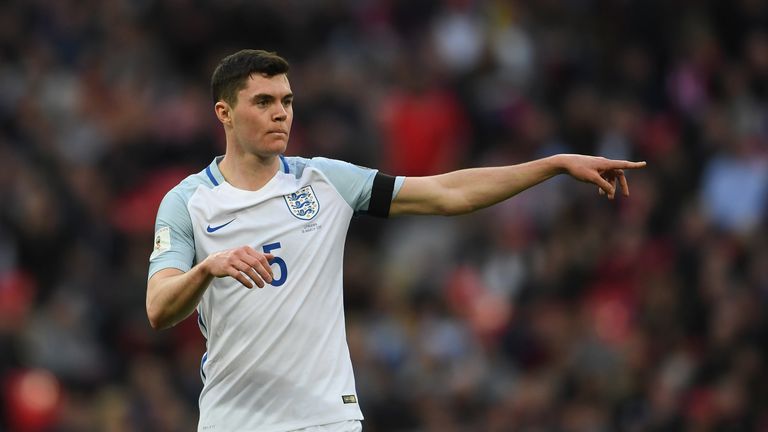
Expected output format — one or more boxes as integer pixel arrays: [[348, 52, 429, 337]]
[[257, 138, 288, 153], [266, 135, 289, 148]]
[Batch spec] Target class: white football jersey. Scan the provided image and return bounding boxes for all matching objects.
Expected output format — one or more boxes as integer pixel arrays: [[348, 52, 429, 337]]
[[149, 156, 403, 432]]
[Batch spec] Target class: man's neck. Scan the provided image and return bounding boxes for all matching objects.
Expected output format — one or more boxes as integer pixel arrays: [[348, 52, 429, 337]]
[[218, 153, 281, 191]]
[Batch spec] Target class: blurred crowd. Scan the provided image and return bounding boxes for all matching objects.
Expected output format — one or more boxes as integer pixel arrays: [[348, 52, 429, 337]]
[[1, 0, 767, 430]]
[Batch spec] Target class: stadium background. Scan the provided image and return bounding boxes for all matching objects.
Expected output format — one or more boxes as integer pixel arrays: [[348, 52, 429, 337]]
[[1, 0, 767, 430]]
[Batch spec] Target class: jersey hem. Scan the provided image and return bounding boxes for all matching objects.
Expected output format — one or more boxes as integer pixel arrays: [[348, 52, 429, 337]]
[[198, 413, 364, 432], [147, 261, 193, 281]]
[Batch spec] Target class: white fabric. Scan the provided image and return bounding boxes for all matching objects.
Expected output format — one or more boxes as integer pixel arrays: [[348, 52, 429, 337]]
[[148, 156, 401, 431]]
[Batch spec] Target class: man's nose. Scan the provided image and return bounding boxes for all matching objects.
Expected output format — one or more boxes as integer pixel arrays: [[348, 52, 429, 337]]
[[272, 104, 287, 121]]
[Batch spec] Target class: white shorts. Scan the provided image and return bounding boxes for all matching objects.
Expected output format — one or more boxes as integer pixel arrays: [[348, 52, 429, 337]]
[[292, 420, 362, 432]]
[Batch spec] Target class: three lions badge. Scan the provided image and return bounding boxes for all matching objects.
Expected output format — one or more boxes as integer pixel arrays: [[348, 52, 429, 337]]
[[284, 186, 319, 220]]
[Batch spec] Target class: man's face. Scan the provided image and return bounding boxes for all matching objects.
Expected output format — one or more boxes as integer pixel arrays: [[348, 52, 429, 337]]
[[228, 73, 293, 158]]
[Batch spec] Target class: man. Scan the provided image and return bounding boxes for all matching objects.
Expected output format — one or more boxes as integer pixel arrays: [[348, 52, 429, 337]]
[[146, 49, 645, 432]]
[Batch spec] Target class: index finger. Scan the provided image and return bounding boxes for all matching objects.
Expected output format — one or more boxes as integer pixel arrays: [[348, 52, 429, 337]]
[[611, 160, 646, 169]]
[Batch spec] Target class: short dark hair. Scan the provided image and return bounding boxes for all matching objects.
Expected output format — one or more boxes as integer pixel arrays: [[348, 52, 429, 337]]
[[211, 49, 290, 106]]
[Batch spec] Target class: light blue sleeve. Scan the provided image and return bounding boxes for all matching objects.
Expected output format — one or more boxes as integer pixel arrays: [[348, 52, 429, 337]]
[[306, 157, 405, 212], [148, 187, 196, 280]]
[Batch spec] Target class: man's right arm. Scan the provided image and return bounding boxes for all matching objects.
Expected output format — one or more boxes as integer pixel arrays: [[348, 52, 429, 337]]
[[146, 247, 275, 330], [147, 266, 213, 330]]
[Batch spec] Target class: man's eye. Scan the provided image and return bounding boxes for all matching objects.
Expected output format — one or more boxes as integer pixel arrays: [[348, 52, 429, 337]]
[[256, 99, 269, 107]]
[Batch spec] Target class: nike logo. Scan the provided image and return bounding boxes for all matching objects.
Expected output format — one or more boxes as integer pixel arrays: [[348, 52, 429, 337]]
[[206, 218, 235, 233]]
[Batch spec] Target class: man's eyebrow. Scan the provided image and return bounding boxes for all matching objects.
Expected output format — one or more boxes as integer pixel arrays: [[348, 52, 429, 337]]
[[250, 93, 293, 102], [251, 93, 275, 102]]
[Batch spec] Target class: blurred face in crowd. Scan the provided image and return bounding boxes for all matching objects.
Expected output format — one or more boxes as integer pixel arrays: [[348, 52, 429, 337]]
[[217, 73, 293, 159]]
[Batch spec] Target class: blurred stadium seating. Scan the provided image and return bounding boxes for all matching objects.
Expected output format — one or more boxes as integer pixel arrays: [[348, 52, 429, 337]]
[[0, 0, 766, 430]]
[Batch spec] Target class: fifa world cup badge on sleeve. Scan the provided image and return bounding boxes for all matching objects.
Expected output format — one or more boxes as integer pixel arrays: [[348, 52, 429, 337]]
[[150, 226, 171, 259], [284, 185, 320, 220]]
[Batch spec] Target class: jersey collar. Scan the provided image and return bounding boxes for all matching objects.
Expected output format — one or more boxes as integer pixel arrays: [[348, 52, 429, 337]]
[[208, 155, 289, 187], [206, 156, 226, 186]]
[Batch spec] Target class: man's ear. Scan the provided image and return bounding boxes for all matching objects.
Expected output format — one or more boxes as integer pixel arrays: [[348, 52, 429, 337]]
[[215, 101, 232, 126]]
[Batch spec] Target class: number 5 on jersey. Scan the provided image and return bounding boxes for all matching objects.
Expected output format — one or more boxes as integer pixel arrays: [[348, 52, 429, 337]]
[[262, 242, 288, 287]]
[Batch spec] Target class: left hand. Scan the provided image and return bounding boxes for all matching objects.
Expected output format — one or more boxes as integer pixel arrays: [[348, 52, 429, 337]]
[[558, 155, 647, 199]]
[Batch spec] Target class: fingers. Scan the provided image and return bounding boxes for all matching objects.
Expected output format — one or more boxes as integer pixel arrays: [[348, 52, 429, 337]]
[[608, 176, 617, 199], [596, 172, 630, 199], [211, 247, 277, 289], [236, 251, 275, 289], [244, 249, 274, 283], [581, 156, 644, 199], [228, 267, 254, 289], [592, 174, 615, 198], [234, 261, 266, 288], [618, 170, 629, 196]]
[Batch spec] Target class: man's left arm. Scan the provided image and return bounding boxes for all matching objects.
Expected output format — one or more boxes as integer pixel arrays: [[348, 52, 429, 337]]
[[390, 154, 646, 216]]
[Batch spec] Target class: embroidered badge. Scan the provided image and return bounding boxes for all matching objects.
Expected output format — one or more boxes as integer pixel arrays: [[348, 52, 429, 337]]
[[150, 226, 171, 259], [284, 185, 320, 220]]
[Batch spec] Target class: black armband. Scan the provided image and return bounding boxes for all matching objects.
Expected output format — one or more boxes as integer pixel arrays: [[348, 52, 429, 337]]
[[368, 173, 396, 218]]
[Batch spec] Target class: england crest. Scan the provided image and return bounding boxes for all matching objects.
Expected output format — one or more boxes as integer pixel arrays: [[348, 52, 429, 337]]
[[284, 185, 320, 220]]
